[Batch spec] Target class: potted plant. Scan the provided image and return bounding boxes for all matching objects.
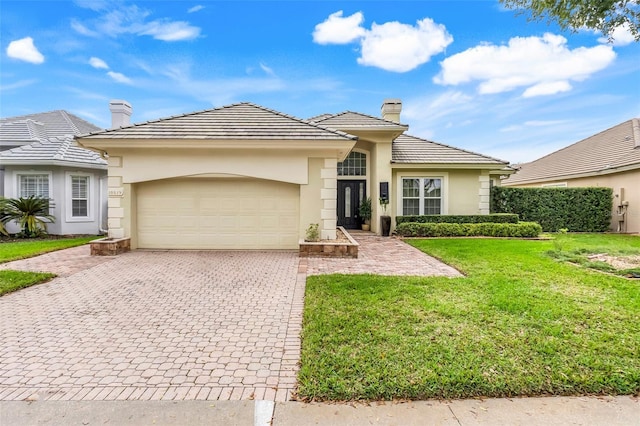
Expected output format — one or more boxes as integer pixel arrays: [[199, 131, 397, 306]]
[[359, 197, 372, 231], [379, 197, 391, 237]]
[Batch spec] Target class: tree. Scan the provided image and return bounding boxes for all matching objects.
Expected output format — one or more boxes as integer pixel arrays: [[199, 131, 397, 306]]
[[500, 0, 640, 42]]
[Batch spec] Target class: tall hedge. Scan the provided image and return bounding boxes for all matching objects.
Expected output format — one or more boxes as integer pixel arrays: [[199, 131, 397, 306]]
[[491, 187, 612, 232]]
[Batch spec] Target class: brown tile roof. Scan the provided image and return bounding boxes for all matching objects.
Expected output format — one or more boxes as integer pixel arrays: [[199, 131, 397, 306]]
[[504, 118, 640, 185], [81, 102, 356, 141], [310, 111, 408, 130], [392, 134, 509, 165]]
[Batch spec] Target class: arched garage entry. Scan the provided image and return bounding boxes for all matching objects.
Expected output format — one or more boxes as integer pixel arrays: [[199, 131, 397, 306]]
[[136, 177, 299, 249]]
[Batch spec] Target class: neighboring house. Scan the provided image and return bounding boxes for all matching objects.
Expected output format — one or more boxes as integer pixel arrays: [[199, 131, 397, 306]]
[[0, 110, 108, 235], [77, 99, 512, 250], [503, 119, 640, 233]]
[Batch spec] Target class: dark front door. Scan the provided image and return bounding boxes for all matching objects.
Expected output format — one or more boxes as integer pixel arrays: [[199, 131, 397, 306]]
[[337, 180, 366, 229]]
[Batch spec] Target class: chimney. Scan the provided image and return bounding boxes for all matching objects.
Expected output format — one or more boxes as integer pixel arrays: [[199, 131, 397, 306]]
[[109, 99, 132, 129], [381, 98, 402, 123]]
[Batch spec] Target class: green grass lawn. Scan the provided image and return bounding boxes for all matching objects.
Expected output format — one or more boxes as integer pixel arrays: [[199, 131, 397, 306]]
[[298, 234, 640, 401], [0, 236, 97, 263], [0, 235, 96, 295], [0, 270, 56, 295]]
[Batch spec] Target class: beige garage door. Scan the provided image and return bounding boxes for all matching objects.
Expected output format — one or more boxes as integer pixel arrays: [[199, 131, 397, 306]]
[[137, 178, 300, 249]]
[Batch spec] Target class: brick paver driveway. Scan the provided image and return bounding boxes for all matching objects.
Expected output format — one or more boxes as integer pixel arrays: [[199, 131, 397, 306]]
[[0, 250, 303, 402]]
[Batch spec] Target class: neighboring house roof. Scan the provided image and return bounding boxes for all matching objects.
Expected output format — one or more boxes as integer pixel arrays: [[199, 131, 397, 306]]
[[392, 134, 509, 166], [505, 118, 640, 185], [0, 136, 107, 169], [310, 111, 408, 130], [0, 110, 102, 143], [81, 102, 357, 141]]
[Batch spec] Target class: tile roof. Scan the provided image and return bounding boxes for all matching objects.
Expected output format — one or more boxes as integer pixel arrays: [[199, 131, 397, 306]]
[[310, 111, 408, 129], [81, 102, 357, 141], [505, 118, 640, 185], [0, 110, 101, 142], [0, 136, 107, 168], [392, 134, 509, 165]]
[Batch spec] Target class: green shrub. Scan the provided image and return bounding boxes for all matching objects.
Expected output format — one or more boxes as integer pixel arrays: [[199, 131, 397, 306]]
[[491, 187, 612, 232], [395, 221, 542, 238], [0, 196, 55, 237], [396, 214, 519, 226]]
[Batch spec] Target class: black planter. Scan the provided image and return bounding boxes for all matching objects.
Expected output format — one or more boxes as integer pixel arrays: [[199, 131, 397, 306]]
[[380, 215, 391, 237]]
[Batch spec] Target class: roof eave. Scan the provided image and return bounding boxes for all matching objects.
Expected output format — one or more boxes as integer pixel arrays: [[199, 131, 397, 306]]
[[502, 162, 640, 185], [391, 162, 510, 170], [0, 159, 107, 170]]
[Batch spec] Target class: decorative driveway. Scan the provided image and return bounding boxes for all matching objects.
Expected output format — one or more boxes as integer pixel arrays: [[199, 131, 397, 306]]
[[0, 250, 303, 402], [0, 235, 459, 403]]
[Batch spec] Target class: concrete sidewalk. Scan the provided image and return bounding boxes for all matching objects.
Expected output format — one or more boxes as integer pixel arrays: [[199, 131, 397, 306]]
[[1, 395, 638, 425]]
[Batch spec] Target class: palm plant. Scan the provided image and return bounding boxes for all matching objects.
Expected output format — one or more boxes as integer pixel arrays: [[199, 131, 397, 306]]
[[0, 196, 55, 237], [0, 198, 8, 236]]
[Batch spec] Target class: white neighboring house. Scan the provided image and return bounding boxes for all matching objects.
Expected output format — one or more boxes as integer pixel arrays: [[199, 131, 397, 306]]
[[0, 110, 108, 235]]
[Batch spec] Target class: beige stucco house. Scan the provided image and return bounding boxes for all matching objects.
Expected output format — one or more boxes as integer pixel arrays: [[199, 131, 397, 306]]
[[503, 118, 640, 233], [77, 100, 511, 250]]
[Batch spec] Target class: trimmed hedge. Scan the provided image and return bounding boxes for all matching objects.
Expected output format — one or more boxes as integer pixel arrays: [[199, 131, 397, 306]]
[[396, 214, 519, 225], [491, 187, 612, 232], [396, 222, 542, 238]]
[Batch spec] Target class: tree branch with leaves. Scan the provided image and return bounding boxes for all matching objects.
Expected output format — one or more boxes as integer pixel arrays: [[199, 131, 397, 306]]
[[500, 0, 640, 42]]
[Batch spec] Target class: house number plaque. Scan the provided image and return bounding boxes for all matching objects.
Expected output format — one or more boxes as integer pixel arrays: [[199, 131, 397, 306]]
[[108, 187, 124, 197]]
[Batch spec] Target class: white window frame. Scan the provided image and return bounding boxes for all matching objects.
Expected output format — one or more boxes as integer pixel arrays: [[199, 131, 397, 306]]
[[396, 173, 449, 216], [542, 182, 568, 188], [65, 172, 94, 222], [16, 171, 52, 199]]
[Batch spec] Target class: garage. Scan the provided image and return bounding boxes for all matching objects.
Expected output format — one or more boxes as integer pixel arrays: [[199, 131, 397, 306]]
[[136, 178, 300, 249]]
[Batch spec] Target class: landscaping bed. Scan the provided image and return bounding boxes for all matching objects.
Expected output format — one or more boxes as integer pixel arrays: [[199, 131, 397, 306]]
[[298, 234, 640, 401]]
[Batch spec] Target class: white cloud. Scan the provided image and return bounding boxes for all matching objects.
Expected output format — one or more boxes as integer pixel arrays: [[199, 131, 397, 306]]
[[313, 11, 365, 44], [598, 23, 635, 46], [0, 79, 38, 92], [71, 19, 100, 37], [139, 20, 200, 41], [259, 63, 276, 77], [107, 71, 132, 84], [522, 81, 572, 97], [188, 5, 204, 13], [89, 56, 109, 69], [72, 4, 201, 42], [435, 33, 616, 97], [6, 37, 45, 64], [358, 18, 453, 72], [500, 119, 568, 132]]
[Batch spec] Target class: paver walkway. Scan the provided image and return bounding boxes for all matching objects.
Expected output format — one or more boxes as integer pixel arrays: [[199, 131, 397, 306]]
[[303, 233, 463, 277], [0, 245, 115, 277], [0, 235, 459, 404], [0, 250, 304, 402]]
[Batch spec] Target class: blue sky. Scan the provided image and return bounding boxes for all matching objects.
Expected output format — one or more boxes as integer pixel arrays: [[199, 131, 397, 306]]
[[1, 0, 639, 163]]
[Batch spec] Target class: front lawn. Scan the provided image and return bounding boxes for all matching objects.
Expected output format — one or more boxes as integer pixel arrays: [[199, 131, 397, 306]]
[[298, 234, 640, 401], [0, 235, 96, 295], [0, 270, 56, 296], [0, 236, 97, 263]]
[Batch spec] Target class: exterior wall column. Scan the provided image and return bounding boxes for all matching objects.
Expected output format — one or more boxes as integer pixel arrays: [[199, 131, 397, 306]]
[[320, 158, 337, 240], [106, 156, 126, 239], [478, 174, 491, 214]]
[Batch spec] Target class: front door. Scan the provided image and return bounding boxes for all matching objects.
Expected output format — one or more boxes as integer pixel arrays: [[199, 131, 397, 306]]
[[337, 180, 366, 229]]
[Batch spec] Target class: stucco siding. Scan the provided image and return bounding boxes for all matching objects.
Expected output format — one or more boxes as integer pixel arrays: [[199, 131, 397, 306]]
[[3, 165, 105, 235], [299, 158, 324, 238]]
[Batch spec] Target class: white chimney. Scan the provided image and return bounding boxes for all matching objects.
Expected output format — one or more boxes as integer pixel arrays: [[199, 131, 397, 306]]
[[381, 99, 402, 123], [109, 99, 132, 129]]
